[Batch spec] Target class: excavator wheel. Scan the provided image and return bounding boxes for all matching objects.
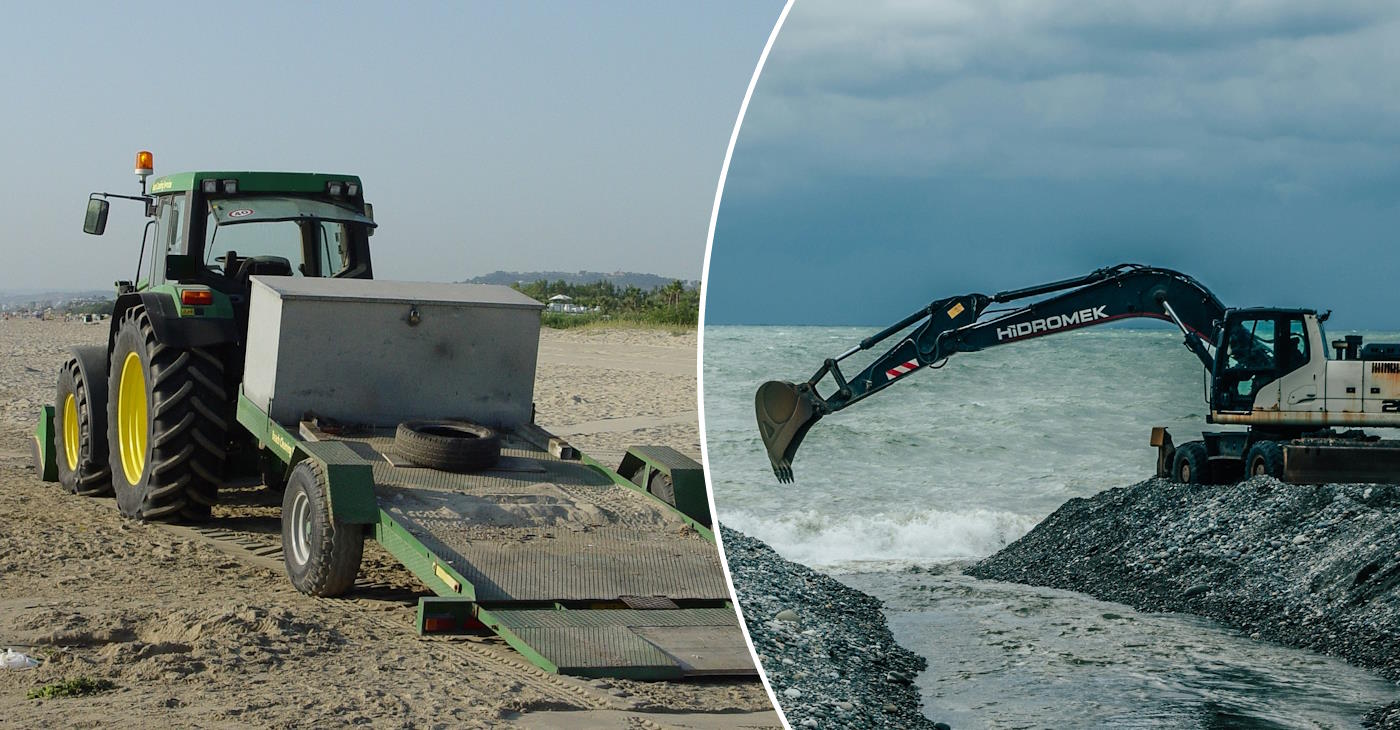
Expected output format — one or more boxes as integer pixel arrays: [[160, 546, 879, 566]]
[[1172, 442, 1209, 485], [1244, 441, 1284, 479], [107, 305, 229, 523]]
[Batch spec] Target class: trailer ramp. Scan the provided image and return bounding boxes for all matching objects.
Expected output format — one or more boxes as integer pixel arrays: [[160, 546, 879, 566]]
[[312, 428, 754, 679]]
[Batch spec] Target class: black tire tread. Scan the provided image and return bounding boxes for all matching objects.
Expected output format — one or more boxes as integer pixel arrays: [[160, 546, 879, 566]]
[[1245, 440, 1285, 479], [282, 461, 363, 597], [1173, 441, 1209, 485], [55, 357, 112, 497], [394, 419, 501, 472], [647, 471, 677, 507], [108, 305, 227, 523]]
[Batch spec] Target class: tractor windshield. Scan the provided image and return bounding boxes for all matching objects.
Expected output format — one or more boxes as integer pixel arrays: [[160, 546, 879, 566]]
[[203, 196, 373, 279]]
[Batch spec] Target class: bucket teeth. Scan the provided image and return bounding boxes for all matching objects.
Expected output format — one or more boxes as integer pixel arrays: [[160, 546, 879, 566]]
[[754, 380, 824, 483]]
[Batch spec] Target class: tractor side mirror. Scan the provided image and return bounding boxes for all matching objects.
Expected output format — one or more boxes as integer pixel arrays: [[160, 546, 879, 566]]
[[83, 198, 109, 235], [364, 203, 375, 236]]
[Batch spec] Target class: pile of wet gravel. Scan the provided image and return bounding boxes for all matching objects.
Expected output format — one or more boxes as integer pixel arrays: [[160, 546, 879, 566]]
[[968, 476, 1400, 729], [720, 526, 949, 729]]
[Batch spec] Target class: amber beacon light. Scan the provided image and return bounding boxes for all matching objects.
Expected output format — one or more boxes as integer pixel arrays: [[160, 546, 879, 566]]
[[134, 150, 154, 181]]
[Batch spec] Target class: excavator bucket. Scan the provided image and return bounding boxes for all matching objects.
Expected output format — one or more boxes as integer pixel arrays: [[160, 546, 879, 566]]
[[755, 380, 824, 483]]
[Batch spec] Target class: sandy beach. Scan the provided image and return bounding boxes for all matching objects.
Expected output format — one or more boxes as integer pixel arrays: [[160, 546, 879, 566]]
[[0, 319, 775, 729]]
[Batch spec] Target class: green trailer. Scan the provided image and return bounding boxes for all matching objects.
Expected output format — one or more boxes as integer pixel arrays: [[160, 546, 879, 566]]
[[234, 392, 750, 679]]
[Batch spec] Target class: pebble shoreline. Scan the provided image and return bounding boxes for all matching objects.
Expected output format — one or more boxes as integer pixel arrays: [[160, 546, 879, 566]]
[[721, 526, 949, 729], [969, 476, 1400, 729]]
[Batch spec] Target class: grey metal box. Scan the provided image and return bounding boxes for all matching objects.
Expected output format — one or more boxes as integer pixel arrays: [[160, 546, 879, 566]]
[[243, 277, 543, 428]]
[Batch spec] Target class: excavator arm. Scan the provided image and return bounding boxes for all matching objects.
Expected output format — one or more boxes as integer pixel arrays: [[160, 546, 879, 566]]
[[756, 264, 1226, 482]]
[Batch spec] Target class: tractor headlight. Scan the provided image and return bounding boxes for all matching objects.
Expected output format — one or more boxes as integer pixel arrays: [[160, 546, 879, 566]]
[[202, 179, 219, 194], [222, 179, 238, 195]]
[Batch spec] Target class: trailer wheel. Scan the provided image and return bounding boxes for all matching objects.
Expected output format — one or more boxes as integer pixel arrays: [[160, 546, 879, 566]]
[[394, 420, 501, 472], [55, 357, 112, 496], [107, 304, 228, 523], [1245, 441, 1284, 479], [282, 461, 363, 597], [1172, 442, 1209, 484]]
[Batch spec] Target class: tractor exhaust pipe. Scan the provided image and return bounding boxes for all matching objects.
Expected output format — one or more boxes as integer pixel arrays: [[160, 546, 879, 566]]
[[755, 380, 825, 483]]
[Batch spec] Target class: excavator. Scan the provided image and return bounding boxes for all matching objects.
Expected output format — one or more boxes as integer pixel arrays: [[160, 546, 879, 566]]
[[756, 264, 1400, 485]]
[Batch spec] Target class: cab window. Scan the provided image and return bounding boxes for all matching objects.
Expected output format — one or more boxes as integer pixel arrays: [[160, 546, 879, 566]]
[[1280, 318, 1309, 372], [1226, 318, 1275, 370], [149, 194, 188, 284], [204, 213, 307, 277]]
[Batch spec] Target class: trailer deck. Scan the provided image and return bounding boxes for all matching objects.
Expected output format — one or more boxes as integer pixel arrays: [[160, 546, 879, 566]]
[[235, 400, 753, 680]]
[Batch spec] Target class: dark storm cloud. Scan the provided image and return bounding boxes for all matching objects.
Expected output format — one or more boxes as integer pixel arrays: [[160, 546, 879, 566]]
[[707, 1, 1400, 329], [728, 1, 1400, 192]]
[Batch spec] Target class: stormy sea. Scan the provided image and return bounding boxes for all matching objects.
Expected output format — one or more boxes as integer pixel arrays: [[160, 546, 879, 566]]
[[705, 325, 1400, 728]]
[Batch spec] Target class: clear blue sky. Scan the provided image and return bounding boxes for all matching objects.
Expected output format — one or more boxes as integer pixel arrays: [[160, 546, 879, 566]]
[[0, 2, 783, 291], [706, 1, 1400, 331]]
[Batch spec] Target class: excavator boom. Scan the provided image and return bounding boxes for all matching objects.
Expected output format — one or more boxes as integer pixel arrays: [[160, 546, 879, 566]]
[[756, 264, 1225, 482]]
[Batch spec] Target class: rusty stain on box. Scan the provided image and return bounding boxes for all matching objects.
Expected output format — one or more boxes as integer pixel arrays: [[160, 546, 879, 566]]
[[242, 276, 542, 428]]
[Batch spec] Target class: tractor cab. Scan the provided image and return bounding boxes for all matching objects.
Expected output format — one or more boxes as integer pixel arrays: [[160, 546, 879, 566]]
[[140, 172, 375, 301], [84, 153, 376, 314]]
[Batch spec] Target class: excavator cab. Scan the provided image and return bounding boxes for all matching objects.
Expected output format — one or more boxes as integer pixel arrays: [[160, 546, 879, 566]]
[[1212, 309, 1315, 413]]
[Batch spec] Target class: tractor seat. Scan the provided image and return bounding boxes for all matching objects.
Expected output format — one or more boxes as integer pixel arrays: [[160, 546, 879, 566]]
[[233, 256, 295, 287]]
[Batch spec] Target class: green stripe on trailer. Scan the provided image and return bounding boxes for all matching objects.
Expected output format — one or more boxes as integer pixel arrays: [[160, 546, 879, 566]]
[[374, 515, 477, 599], [33, 405, 58, 482]]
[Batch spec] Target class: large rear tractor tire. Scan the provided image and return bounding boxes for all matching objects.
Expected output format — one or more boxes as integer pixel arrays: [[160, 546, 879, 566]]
[[282, 461, 364, 597], [1245, 440, 1284, 479], [106, 305, 228, 523], [54, 356, 112, 496], [1172, 442, 1209, 485]]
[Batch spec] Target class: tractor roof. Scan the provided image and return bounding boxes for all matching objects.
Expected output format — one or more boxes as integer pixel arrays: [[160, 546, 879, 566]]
[[148, 171, 361, 195]]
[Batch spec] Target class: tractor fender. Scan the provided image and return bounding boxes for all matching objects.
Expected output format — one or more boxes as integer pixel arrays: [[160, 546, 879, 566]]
[[109, 291, 238, 353]]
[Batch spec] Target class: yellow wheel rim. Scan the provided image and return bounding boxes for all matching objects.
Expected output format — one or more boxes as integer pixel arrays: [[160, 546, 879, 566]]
[[117, 352, 149, 485], [62, 393, 79, 471]]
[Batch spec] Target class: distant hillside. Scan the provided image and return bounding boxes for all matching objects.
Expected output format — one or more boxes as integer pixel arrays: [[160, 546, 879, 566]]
[[0, 289, 110, 311], [464, 270, 696, 291]]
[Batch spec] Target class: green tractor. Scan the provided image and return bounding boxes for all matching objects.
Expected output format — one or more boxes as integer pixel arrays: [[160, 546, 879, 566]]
[[53, 151, 377, 521]]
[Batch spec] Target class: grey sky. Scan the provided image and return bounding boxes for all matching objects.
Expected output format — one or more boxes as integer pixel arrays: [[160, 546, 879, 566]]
[[707, 0, 1400, 330], [0, 2, 783, 291]]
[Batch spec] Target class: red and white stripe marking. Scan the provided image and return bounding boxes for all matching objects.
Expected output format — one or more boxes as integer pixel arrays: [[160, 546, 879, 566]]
[[885, 359, 920, 380]]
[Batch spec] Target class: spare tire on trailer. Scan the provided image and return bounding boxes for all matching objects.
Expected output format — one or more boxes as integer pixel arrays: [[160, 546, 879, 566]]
[[394, 420, 501, 472]]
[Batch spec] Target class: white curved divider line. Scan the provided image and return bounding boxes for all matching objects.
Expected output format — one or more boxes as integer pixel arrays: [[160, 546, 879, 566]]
[[696, 2, 795, 727]]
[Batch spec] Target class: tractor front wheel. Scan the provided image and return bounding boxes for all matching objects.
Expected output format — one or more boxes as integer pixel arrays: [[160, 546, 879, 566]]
[[281, 461, 363, 596], [54, 355, 111, 496], [107, 305, 228, 522]]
